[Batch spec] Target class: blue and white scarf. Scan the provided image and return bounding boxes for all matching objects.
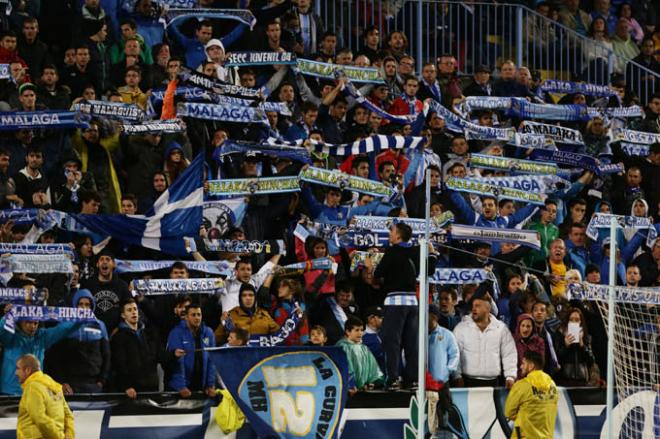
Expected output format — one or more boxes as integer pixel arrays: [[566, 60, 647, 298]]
[[207, 176, 300, 196], [0, 111, 89, 130], [0, 287, 47, 305], [529, 149, 623, 175], [210, 94, 291, 116], [297, 58, 385, 83], [310, 135, 424, 156], [430, 268, 491, 284], [336, 229, 446, 248], [0, 254, 73, 275], [507, 98, 590, 121], [226, 51, 297, 67], [349, 251, 384, 272], [74, 100, 145, 122], [588, 106, 643, 119], [130, 278, 225, 296], [342, 80, 414, 124], [449, 224, 542, 250], [509, 132, 555, 150], [469, 153, 559, 175], [619, 143, 649, 157], [115, 259, 233, 276], [463, 96, 512, 112], [3, 305, 97, 334], [203, 239, 284, 254], [351, 212, 453, 234], [300, 166, 396, 199], [121, 119, 186, 135], [179, 67, 261, 100], [215, 140, 311, 164], [150, 86, 211, 105], [427, 101, 515, 141], [520, 121, 584, 145], [446, 177, 546, 205], [0, 243, 75, 257], [568, 282, 660, 305], [166, 8, 256, 29], [586, 213, 657, 248], [247, 311, 303, 346], [540, 80, 615, 97], [0, 208, 43, 225], [177, 102, 268, 124], [610, 128, 660, 145], [466, 174, 569, 195]]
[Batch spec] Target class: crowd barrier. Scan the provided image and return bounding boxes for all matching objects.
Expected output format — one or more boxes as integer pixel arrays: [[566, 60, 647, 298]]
[[0, 387, 651, 438], [316, 0, 658, 104]]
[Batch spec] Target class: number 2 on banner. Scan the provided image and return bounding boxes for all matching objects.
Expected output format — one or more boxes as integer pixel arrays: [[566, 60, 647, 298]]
[[264, 366, 317, 435]]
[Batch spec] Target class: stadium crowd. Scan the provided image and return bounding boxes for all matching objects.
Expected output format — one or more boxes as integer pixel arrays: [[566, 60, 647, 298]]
[[0, 0, 657, 406]]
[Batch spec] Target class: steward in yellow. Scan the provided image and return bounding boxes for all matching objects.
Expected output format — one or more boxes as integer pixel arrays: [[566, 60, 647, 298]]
[[16, 354, 75, 439], [504, 350, 558, 439]]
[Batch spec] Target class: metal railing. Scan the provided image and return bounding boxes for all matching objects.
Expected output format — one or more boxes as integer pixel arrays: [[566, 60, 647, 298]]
[[316, 1, 658, 104]]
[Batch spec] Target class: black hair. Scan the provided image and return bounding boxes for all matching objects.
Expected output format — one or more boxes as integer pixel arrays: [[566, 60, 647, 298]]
[[344, 316, 364, 333]]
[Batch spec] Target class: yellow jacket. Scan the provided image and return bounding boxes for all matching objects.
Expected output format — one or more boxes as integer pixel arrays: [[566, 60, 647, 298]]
[[17, 371, 75, 439], [504, 370, 558, 439]]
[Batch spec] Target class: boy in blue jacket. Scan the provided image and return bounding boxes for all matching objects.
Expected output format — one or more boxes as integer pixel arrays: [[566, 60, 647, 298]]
[[166, 304, 217, 398]]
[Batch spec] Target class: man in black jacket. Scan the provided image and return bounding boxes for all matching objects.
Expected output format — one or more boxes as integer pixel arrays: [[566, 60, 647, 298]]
[[111, 299, 179, 399], [371, 223, 438, 389]]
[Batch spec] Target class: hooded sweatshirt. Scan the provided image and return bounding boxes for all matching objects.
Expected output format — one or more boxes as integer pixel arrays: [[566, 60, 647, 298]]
[[513, 314, 546, 379], [504, 369, 559, 439], [17, 371, 75, 439]]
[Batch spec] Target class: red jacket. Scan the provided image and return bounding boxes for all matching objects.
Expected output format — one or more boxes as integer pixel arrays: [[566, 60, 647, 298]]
[[0, 47, 31, 82], [388, 95, 423, 116], [294, 235, 339, 298]]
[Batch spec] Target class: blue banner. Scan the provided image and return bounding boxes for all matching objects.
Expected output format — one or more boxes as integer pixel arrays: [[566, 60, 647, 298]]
[[226, 51, 297, 67], [74, 100, 145, 122], [3, 305, 97, 334], [540, 80, 615, 96], [177, 102, 268, 124], [0, 111, 89, 130], [0, 242, 75, 257], [179, 67, 261, 100], [115, 259, 233, 276], [209, 347, 349, 439], [507, 98, 590, 121], [0, 208, 42, 225]]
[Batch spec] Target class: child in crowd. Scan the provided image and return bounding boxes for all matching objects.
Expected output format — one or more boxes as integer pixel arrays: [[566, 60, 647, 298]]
[[226, 328, 249, 347], [362, 306, 385, 373], [336, 316, 384, 395], [308, 325, 327, 346]]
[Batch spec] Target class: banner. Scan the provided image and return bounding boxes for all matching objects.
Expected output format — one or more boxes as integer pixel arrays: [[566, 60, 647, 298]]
[[299, 167, 395, 198], [540, 80, 615, 96], [179, 67, 262, 100], [0, 63, 9, 79], [209, 94, 291, 116], [0, 111, 89, 130], [520, 121, 584, 145], [208, 346, 348, 439], [74, 100, 145, 122], [588, 106, 642, 119], [0, 287, 46, 305], [207, 176, 300, 196], [3, 305, 97, 334], [463, 96, 512, 112], [226, 51, 297, 67], [246, 312, 303, 346], [507, 98, 590, 121], [203, 239, 282, 254], [586, 213, 657, 247], [568, 282, 660, 306], [445, 177, 546, 205], [465, 174, 569, 194], [610, 128, 660, 145], [150, 85, 211, 105], [130, 278, 225, 296], [0, 242, 75, 257], [177, 102, 268, 124], [620, 142, 649, 157], [215, 140, 311, 164], [202, 199, 247, 238], [0, 254, 73, 275], [114, 259, 233, 276], [166, 8, 256, 29], [336, 229, 446, 248], [429, 268, 491, 284], [529, 149, 623, 175], [121, 119, 186, 135], [469, 153, 559, 175], [352, 212, 453, 234], [310, 135, 424, 156], [297, 58, 384, 83], [450, 224, 542, 250]]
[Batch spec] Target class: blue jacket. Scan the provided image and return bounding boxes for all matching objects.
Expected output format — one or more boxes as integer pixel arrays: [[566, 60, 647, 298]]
[[428, 324, 459, 383], [0, 316, 79, 395], [166, 320, 216, 391], [565, 240, 593, 278], [362, 328, 385, 373], [168, 19, 247, 69]]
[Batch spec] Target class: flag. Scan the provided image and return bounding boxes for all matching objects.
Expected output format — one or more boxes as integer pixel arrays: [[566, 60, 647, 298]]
[[71, 153, 204, 256], [209, 346, 348, 439]]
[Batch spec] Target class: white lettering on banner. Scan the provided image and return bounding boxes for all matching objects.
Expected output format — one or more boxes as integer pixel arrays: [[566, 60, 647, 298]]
[[602, 391, 656, 438], [263, 366, 317, 387], [270, 390, 316, 435], [0, 114, 61, 125]]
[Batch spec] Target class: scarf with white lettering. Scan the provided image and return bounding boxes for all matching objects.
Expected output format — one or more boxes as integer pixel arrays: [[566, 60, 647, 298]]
[[540, 80, 615, 96], [0, 287, 47, 305], [297, 58, 385, 83], [247, 310, 303, 346], [130, 278, 226, 296], [430, 268, 500, 299], [214, 140, 311, 164], [529, 149, 624, 175], [351, 212, 454, 234], [507, 98, 590, 121], [121, 119, 186, 135], [588, 106, 643, 119], [449, 224, 542, 250], [179, 67, 262, 100], [428, 101, 515, 141], [115, 259, 233, 276], [466, 174, 569, 195], [508, 132, 555, 149], [520, 121, 584, 145], [0, 209, 48, 226], [586, 213, 657, 248], [341, 80, 415, 124], [299, 166, 395, 198], [469, 153, 560, 176], [0, 254, 73, 277], [0, 243, 75, 257], [310, 135, 425, 156], [463, 96, 513, 112], [208, 176, 300, 196], [74, 100, 145, 122], [0, 111, 90, 130], [610, 128, 660, 157], [177, 102, 268, 124], [446, 177, 546, 205], [203, 239, 284, 254], [3, 305, 97, 334], [568, 282, 660, 305], [226, 51, 297, 67], [166, 8, 256, 29]]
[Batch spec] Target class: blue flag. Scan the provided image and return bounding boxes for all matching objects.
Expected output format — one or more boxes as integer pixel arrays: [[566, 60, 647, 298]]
[[71, 153, 205, 256], [209, 346, 348, 439]]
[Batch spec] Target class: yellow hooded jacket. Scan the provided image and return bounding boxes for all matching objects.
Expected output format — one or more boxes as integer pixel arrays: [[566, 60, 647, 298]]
[[504, 370, 558, 439], [17, 371, 75, 439]]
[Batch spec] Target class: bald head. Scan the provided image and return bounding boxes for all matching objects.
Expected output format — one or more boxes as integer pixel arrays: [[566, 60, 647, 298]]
[[16, 354, 40, 384]]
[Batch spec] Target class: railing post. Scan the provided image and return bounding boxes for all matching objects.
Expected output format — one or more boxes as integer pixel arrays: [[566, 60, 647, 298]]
[[416, 0, 423, 73], [516, 6, 523, 68]]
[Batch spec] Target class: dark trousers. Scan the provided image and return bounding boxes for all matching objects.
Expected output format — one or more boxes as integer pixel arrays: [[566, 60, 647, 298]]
[[382, 304, 418, 384], [463, 376, 499, 388]]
